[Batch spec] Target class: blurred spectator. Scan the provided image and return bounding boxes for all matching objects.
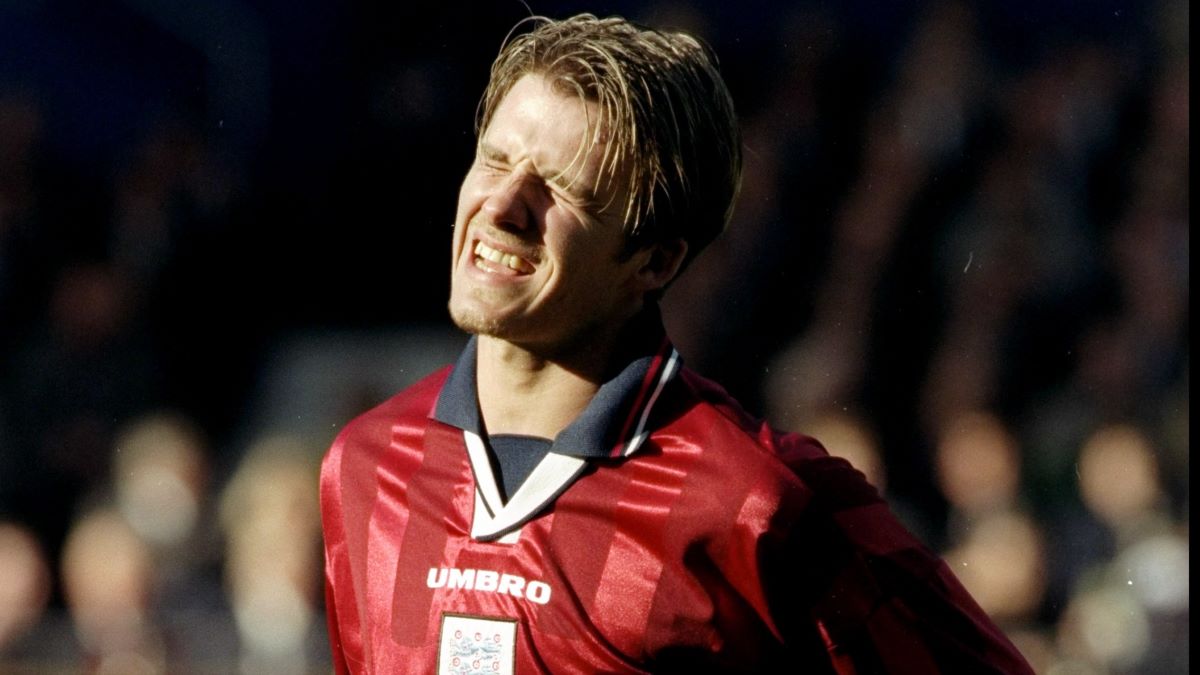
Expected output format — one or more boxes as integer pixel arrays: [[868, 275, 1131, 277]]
[[797, 410, 933, 544], [762, 0, 986, 429], [112, 411, 237, 668], [1056, 581, 1152, 674], [1077, 424, 1169, 544], [219, 434, 324, 674], [5, 261, 160, 572], [934, 412, 1047, 632], [802, 410, 886, 492], [113, 413, 210, 552], [1051, 512, 1190, 675], [60, 506, 165, 673], [662, 4, 837, 374], [0, 521, 51, 653], [919, 38, 1127, 440], [934, 411, 1023, 528], [943, 510, 1047, 626]]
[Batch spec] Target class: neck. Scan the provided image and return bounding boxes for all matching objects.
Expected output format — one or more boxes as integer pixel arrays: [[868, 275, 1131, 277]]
[[474, 338, 610, 440], [474, 309, 655, 439]]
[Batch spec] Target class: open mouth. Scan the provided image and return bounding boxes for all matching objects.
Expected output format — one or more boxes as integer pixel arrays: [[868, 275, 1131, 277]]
[[473, 241, 535, 274]]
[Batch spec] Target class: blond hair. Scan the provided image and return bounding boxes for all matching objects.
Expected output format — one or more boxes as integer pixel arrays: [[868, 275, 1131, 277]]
[[478, 14, 742, 267]]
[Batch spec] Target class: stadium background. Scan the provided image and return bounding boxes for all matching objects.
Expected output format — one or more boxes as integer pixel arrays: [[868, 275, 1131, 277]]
[[0, 0, 1188, 672]]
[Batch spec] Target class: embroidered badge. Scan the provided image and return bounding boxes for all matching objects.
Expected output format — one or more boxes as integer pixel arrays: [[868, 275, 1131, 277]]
[[437, 614, 517, 675]]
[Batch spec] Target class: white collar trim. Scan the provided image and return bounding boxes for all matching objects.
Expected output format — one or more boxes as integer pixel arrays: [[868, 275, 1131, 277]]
[[463, 431, 587, 542]]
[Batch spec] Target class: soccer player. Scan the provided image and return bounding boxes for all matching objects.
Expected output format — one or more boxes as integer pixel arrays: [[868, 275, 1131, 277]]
[[320, 14, 1033, 674]]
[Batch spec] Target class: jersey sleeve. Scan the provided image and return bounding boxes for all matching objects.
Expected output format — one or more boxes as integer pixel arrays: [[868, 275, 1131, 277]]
[[320, 427, 361, 674], [324, 568, 350, 675], [770, 448, 1034, 674]]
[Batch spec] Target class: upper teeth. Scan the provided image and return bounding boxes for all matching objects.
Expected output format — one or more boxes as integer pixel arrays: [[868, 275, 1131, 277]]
[[474, 242, 532, 272]]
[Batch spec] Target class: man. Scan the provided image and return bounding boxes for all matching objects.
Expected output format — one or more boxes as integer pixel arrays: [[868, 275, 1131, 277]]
[[321, 14, 1033, 674]]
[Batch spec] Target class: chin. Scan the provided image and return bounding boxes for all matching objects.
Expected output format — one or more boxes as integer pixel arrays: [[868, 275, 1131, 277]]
[[448, 301, 506, 338]]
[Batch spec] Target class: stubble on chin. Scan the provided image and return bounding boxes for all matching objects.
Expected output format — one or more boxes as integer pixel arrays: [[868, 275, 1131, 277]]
[[448, 298, 504, 338]]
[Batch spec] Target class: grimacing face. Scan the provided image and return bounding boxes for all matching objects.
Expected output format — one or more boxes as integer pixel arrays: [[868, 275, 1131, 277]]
[[448, 74, 656, 351]]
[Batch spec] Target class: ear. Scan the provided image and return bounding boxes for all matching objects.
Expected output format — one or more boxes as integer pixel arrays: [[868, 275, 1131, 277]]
[[635, 238, 689, 293]]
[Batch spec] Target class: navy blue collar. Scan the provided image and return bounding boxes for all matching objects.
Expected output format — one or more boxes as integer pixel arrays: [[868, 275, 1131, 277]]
[[433, 324, 681, 460], [434, 337, 484, 437]]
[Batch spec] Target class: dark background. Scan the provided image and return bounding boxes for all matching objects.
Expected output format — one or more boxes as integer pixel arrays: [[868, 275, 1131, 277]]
[[1, 1, 1188, 671]]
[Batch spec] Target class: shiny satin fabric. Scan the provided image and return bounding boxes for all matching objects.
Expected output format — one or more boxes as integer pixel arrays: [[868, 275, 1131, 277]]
[[321, 366, 1033, 674]]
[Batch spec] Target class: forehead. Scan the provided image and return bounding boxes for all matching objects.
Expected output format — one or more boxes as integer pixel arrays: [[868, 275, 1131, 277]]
[[483, 74, 619, 196]]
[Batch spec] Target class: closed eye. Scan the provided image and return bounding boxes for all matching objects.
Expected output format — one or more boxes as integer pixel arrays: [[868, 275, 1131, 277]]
[[478, 157, 508, 173], [477, 142, 511, 172], [549, 182, 597, 208], [476, 141, 604, 212]]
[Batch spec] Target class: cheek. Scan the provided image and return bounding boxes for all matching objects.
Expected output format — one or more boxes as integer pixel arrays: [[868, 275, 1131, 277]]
[[452, 174, 488, 255], [551, 226, 625, 275], [552, 240, 622, 293], [455, 173, 484, 222]]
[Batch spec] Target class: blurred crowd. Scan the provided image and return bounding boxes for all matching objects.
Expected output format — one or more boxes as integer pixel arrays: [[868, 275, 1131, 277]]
[[0, 0, 1188, 673]]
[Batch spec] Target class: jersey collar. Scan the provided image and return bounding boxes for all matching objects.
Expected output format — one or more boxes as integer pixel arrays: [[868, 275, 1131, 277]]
[[432, 311, 682, 541], [433, 316, 682, 460]]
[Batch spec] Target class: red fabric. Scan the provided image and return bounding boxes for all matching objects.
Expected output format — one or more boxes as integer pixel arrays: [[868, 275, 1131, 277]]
[[321, 367, 1034, 673]]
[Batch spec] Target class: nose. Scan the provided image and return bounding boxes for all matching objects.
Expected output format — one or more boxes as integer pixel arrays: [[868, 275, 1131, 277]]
[[480, 172, 535, 232]]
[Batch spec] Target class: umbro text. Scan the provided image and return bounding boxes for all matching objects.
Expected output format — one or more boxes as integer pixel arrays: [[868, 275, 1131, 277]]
[[426, 567, 552, 605]]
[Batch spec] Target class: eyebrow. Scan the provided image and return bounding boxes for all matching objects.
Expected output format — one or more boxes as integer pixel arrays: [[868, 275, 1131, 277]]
[[478, 141, 596, 202]]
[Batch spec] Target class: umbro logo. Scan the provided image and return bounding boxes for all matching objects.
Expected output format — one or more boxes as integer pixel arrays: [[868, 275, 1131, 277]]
[[426, 567, 552, 605]]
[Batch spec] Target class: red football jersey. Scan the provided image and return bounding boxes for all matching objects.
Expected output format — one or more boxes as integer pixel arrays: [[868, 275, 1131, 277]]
[[321, 336, 1033, 673]]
